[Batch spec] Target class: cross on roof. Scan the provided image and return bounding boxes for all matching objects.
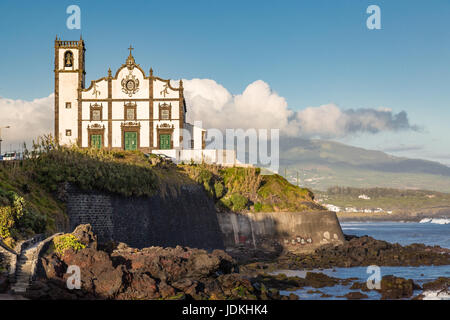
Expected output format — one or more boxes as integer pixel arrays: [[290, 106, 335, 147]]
[[128, 45, 134, 55]]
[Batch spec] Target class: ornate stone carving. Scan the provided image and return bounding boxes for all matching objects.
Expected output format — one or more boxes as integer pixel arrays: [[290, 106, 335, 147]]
[[87, 123, 105, 130], [121, 73, 140, 97], [157, 123, 174, 129], [160, 83, 169, 97], [121, 121, 140, 127]]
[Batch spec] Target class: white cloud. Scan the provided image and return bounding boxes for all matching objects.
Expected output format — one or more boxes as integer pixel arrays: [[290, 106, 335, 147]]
[[0, 94, 53, 150], [183, 78, 418, 138]]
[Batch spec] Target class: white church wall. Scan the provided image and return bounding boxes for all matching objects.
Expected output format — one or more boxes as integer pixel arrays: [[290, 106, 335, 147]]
[[82, 79, 108, 100], [58, 72, 79, 145], [139, 122, 149, 148], [111, 121, 122, 148], [136, 102, 149, 119], [153, 79, 180, 99]]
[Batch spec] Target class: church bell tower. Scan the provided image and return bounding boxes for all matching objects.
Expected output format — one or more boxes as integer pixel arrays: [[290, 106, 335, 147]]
[[54, 36, 86, 145]]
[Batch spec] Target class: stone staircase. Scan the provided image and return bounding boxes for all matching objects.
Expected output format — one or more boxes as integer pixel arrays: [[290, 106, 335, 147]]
[[10, 236, 44, 294]]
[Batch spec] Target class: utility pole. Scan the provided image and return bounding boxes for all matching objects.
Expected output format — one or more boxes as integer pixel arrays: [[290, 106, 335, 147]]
[[0, 126, 11, 156]]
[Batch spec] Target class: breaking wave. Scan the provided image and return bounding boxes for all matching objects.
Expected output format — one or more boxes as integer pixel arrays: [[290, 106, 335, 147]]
[[419, 218, 450, 225]]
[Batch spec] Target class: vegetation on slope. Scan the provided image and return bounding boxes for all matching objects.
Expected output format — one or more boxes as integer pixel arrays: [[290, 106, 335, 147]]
[[0, 136, 322, 247], [183, 164, 323, 213]]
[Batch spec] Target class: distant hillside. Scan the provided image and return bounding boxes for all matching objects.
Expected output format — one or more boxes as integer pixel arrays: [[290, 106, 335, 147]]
[[315, 186, 450, 215], [279, 138, 450, 192]]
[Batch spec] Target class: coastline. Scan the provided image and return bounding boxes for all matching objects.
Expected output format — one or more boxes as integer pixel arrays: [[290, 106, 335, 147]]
[[336, 211, 450, 222]]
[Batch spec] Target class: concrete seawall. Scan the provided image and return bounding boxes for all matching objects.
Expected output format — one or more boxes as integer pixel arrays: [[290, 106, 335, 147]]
[[217, 211, 345, 253]]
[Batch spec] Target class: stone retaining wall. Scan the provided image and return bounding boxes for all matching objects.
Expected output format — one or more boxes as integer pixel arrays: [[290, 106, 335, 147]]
[[217, 211, 345, 253], [65, 184, 224, 250]]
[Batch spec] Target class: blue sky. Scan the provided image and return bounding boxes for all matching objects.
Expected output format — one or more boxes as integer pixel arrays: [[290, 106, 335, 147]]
[[0, 0, 449, 164]]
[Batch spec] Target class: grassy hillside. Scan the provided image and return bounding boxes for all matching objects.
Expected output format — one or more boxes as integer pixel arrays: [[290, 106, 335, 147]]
[[0, 138, 321, 248]]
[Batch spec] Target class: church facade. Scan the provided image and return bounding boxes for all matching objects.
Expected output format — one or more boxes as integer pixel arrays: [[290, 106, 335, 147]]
[[54, 37, 205, 153]]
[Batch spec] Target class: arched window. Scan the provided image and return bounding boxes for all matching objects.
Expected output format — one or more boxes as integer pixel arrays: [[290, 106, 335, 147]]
[[64, 51, 73, 67]]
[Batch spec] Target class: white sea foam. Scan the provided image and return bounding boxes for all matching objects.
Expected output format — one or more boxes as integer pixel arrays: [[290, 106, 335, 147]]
[[421, 290, 450, 300], [419, 218, 450, 225]]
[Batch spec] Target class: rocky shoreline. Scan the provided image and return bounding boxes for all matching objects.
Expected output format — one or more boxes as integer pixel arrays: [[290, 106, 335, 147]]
[[1, 225, 449, 300]]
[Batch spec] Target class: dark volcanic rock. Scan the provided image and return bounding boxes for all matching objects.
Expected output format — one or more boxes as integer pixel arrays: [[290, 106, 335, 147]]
[[72, 224, 97, 249], [344, 291, 368, 300], [304, 272, 340, 288], [27, 233, 263, 300], [379, 275, 418, 300], [267, 236, 450, 270], [63, 247, 124, 298], [422, 277, 450, 292]]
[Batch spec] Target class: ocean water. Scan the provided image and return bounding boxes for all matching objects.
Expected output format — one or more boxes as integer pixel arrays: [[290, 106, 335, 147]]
[[341, 220, 450, 248], [274, 221, 450, 299]]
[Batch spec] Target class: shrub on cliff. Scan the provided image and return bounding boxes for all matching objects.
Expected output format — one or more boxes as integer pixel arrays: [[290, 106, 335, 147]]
[[0, 190, 46, 248], [53, 234, 86, 256], [183, 164, 322, 213], [230, 193, 248, 211]]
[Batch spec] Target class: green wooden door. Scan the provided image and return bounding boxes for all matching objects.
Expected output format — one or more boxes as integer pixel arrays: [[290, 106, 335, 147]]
[[91, 134, 102, 149], [160, 134, 171, 150], [124, 132, 137, 150]]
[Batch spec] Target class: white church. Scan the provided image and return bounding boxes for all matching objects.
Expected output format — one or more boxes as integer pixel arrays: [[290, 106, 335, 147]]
[[54, 37, 237, 164]]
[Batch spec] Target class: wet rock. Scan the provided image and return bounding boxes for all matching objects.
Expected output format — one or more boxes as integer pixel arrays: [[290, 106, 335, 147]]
[[260, 235, 450, 270], [304, 272, 340, 288], [288, 293, 299, 300], [344, 291, 368, 300], [350, 281, 370, 292], [379, 275, 417, 300], [422, 277, 449, 292]]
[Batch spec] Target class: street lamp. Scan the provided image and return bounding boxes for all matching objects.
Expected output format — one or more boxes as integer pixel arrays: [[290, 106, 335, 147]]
[[0, 126, 11, 156]]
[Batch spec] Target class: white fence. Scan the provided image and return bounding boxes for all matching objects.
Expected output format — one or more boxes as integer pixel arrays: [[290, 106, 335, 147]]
[[151, 149, 252, 167]]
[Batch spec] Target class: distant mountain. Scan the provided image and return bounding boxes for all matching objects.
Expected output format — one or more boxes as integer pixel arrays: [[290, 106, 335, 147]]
[[279, 138, 450, 192]]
